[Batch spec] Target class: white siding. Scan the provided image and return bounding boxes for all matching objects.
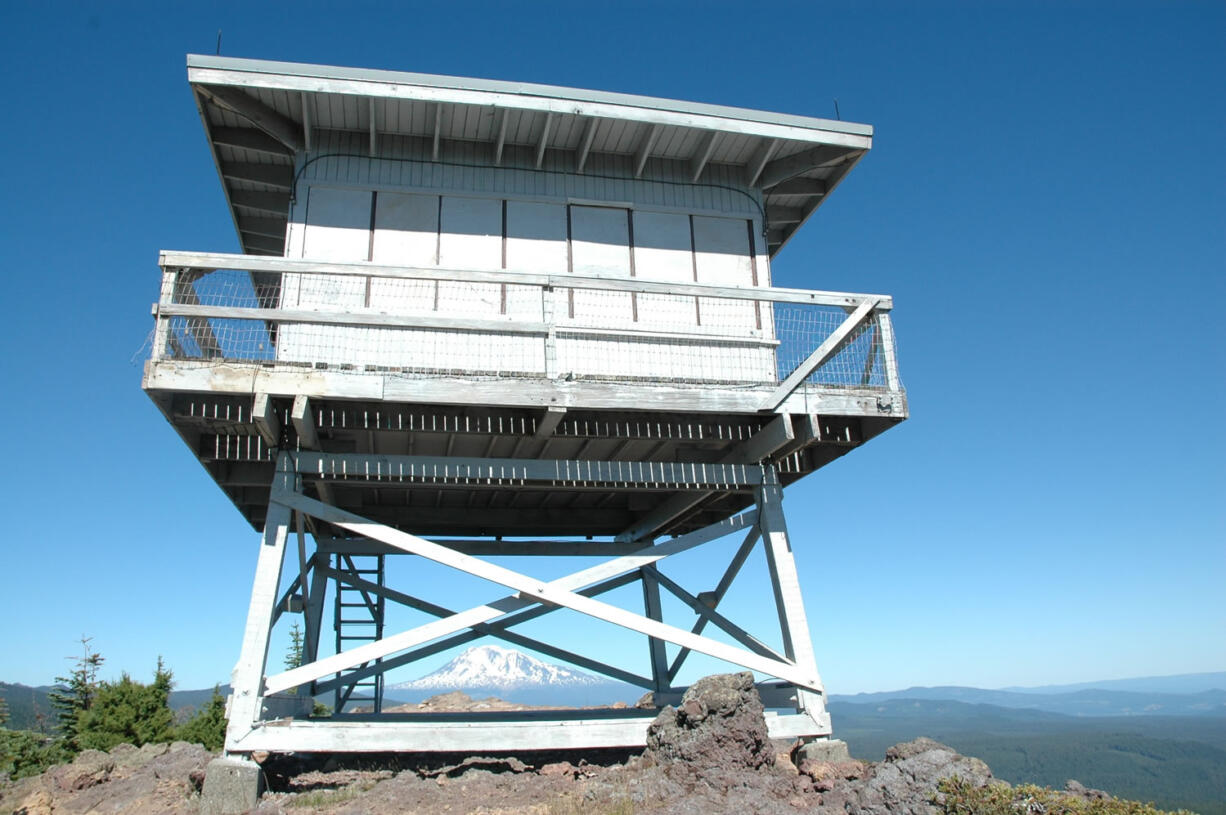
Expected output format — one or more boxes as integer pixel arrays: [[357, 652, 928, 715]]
[[277, 137, 776, 383]]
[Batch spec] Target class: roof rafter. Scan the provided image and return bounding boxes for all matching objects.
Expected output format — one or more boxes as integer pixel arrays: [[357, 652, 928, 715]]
[[757, 145, 855, 189], [535, 112, 554, 169], [237, 216, 289, 239], [494, 108, 508, 166], [576, 117, 599, 173], [766, 177, 827, 196], [745, 138, 780, 187], [690, 130, 718, 182], [220, 162, 294, 190], [196, 84, 304, 152], [230, 190, 291, 216], [211, 127, 293, 156], [634, 123, 661, 178]]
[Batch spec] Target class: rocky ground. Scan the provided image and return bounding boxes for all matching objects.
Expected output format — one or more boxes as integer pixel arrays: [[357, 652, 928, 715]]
[[0, 673, 1146, 815]]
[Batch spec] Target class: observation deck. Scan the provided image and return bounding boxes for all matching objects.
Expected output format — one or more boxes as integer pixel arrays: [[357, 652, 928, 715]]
[[144, 250, 905, 538]]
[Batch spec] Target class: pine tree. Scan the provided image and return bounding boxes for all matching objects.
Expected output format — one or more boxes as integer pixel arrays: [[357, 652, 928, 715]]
[[285, 622, 305, 695], [77, 657, 174, 751], [174, 686, 228, 752], [48, 637, 104, 749], [0, 692, 9, 728]]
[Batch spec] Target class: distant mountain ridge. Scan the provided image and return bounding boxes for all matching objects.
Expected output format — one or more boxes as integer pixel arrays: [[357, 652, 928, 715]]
[[388, 645, 639, 707], [1002, 671, 1226, 696], [829, 684, 1226, 718]]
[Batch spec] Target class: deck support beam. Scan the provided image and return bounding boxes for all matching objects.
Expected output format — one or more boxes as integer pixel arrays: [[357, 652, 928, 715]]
[[222, 452, 831, 754]]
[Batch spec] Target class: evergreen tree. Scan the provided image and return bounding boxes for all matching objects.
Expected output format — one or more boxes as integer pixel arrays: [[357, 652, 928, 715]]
[[285, 622, 305, 695], [77, 658, 174, 751], [48, 637, 104, 749], [174, 686, 228, 752], [0, 692, 9, 728]]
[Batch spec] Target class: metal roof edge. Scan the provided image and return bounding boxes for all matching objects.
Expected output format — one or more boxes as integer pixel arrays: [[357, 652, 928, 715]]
[[186, 54, 873, 140]]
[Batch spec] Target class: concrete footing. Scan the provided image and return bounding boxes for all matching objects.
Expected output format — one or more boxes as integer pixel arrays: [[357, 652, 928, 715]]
[[796, 737, 851, 763], [200, 756, 264, 815]]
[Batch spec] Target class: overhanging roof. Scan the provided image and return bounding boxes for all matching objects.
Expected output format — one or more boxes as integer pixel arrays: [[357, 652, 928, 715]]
[[187, 55, 872, 258]]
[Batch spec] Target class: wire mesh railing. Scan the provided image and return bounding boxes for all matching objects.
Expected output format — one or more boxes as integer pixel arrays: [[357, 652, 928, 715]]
[[151, 252, 901, 393]]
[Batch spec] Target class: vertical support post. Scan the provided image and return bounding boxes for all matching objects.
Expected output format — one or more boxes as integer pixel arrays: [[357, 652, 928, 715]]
[[542, 284, 559, 379], [640, 564, 669, 694], [303, 551, 329, 666], [151, 267, 177, 360], [756, 463, 827, 719], [224, 453, 295, 752]]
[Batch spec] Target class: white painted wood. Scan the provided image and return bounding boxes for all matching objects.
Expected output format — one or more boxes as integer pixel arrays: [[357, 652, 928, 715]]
[[159, 252, 895, 310], [632, 211, 696, 330], [145, 358, 903, 418], [322, 566, 653, 689], [505, 201, 564, 319], [668, 527, 760, 682], [575, 117, 598, 172], [290, 452, 763, 488], [693, 215, 760, 337], [189, 61, 874, 151], [757, 466, 826, 716], [262, 492, 818, 695], [639, 567, 669, 692], [690, 130, 718, 182], [228, 710, 828, 753], [438, 196, 502, 317], [252, 392, 280, 448], [224, 468, 293, 750], [569, 205, 633, 328], [291, 395, 318, 449], [535, 112, 553, 169], [764, 299, 877, 410]]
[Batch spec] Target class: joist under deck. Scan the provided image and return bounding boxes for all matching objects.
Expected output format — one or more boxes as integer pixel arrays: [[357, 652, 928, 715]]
[[145, 389, 901, 537]]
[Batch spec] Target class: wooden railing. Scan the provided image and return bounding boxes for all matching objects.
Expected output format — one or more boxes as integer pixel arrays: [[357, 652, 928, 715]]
[[150, 251, 901, 407]]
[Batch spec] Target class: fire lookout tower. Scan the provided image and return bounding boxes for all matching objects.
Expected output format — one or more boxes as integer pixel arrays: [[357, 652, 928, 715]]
[[144, 56, 906, 759]]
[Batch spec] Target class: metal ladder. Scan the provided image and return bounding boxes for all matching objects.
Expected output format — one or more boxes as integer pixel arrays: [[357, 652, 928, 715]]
[[332, 553, 386, 714]]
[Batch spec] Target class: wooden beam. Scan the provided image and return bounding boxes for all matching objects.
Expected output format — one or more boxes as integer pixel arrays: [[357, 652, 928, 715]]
[[667, 527, 760, 681], [291, 395, 318, 449], [300, 91, 312, 152], [310, 571, 642, 696], [262, 493, 816, 695], [431, 103, 442, 161], [576, 117, 598, 173], [757, 145, 853, 189], [252, 392, 280, 448], [646, 564, 784, 663], [158, 250, 893, 310], [160, 303, 550, 336], [321, 537, 646, 557], [324, 566, 653, 689], [764, 299, 877, 410], [368, 98, 377, 156], [494, 108, 508, 166], [229, 190, 290, 216], [634, 124, 661, 178], [690, 130, 718, 182], [534, 406, 566, 440], [239, 234, 285, 254], [746, 138, 780, 187], [535, 112, 553, 169], [197, 84, 305, 152], [291, 451, 764, 489], [220, 162, 293, 190], [228, 711, 827, 753], [236, 216, 288, 240], [765, 177, 827, 196], [766, 206, 805, 225], [211, 127, 293, 156], [616, 414, 793, 542]]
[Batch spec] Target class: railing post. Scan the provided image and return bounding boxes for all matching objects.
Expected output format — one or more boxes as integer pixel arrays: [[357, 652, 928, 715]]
[[150, 266, 178, 360], [542, 284, 559, 379], [876, 312, 901, 392]]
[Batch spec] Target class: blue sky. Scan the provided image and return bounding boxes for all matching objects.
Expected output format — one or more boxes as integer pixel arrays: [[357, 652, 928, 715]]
[[0, 1, 1222, 696]]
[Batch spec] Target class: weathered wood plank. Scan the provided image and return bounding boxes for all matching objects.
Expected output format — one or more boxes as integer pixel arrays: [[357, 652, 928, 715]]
[[764, 299, 878, 410]]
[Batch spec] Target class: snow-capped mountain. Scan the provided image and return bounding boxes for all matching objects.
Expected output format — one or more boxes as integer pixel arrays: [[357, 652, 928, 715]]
[[388, 645, 638, 706]]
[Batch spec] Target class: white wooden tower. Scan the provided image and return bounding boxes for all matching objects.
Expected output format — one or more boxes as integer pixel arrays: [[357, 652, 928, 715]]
[[144, 56, 906, 757]]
